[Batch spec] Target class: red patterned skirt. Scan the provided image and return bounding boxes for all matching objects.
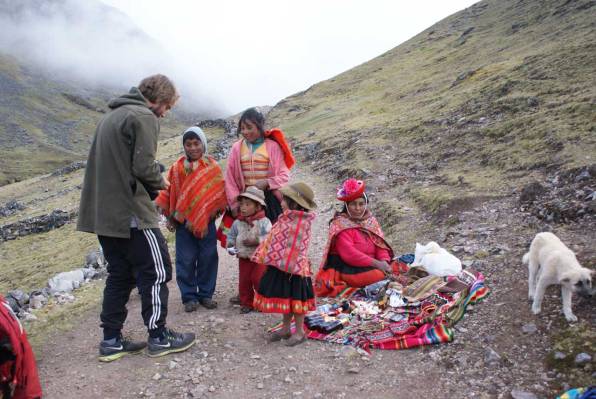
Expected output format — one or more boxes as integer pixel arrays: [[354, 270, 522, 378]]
[[254, 266, 315, 314]]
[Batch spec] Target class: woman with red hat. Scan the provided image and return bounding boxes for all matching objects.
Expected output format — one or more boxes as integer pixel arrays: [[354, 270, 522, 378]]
[[314, 178, 398, 297]]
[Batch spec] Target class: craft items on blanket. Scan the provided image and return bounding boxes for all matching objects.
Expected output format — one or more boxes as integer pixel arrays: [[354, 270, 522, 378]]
[[270, 264, 489, 352], [411, 242, 462, 277], [397, 253, 415, 265]]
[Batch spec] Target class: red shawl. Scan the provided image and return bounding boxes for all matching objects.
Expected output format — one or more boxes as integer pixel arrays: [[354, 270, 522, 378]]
[[251, 210, 315, 276], [156, 156, 227, 238], [0, 296, 42, 399], [314, 213, 394, 297], [265, 128, 295, 170]]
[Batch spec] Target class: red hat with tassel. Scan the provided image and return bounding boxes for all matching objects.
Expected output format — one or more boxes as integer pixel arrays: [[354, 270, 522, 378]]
[[337, 178, 365, 202]]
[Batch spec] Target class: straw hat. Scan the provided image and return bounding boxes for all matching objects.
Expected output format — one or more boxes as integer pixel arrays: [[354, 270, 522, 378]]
[[238, 186, 266, 207], [279, 182, 317, 210]]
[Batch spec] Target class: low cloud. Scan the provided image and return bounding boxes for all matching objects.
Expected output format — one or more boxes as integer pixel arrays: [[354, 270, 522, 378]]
[[0, 0, 226, 117]]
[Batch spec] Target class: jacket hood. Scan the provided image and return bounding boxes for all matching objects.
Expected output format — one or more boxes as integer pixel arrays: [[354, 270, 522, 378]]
[[108, 87, 149, 109]]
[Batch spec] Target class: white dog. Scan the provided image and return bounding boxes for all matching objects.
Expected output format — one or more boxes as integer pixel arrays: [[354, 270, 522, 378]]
[[412, 241, 462, 277], [523, 232, 594, 322]]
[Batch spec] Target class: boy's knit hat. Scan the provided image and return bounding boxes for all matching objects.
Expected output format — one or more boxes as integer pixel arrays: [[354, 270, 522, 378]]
[[182, 126, 208, 154]]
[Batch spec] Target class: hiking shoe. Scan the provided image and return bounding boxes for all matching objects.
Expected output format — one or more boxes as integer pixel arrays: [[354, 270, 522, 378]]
[[198, 298, 217, 309], [98, 336, 146, 362], [147, 328, 196, 357], [184, 301, 198, 313]]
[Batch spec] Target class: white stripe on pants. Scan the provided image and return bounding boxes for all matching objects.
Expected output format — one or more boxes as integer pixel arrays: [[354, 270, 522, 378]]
[[143, 229, 167, 330]]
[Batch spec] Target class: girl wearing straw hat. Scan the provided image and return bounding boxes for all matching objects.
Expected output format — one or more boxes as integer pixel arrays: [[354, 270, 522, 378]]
[[251, 182, 317, 346]]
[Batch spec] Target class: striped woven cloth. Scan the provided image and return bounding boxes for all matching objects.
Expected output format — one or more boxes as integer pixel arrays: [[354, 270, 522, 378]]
[[270, 268, 489, 352]]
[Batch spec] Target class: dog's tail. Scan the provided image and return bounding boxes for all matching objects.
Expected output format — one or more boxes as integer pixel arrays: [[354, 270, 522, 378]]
[[522, 252, 530, 265]]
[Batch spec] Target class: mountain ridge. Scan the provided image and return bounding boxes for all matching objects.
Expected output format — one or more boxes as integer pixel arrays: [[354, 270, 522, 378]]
[[269, 0, 595, 201]]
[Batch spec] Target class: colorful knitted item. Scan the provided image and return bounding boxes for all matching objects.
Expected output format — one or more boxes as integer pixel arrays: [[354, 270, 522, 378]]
[[557, 387, 594, 399], [216, 210, 235, 248], [337, 179, 366, 202], [156, 155, 227, 238], [251, 210, 315, 276]]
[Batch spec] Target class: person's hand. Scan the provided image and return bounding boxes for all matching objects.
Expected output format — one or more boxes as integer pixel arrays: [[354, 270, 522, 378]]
[[254, 180, 268, 191], [242, 237, 259, 246], [166, 220, 176, 232], [372, 260, 391, 273], [162, 176, 170, 191]]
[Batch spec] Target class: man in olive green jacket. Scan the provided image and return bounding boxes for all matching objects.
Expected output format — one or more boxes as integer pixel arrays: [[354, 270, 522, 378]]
[[78, 74, 195, 362]]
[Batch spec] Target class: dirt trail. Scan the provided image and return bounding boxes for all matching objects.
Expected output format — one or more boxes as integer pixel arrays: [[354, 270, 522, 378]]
[[35, 166, 590, 398]]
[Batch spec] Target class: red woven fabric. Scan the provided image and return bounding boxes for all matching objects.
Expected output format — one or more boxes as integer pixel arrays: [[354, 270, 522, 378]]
[[0, 296, 42, 399], [251, 210, 315, 276], [156, 156, 227, 238], [264, 128, 295, 170]]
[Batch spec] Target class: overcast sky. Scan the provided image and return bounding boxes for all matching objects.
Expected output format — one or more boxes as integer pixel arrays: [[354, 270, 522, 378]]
[[100, 1, 478, 115]]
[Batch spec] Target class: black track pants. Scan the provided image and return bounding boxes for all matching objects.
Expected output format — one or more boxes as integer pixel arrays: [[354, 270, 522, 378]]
[[98, 228, 172, 338]]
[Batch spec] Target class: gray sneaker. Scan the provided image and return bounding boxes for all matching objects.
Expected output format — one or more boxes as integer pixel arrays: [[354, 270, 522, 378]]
[[98, 335, 146, 362], [147, 328, 196, 357]]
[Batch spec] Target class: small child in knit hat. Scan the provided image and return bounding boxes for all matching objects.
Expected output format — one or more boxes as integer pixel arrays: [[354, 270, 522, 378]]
[[226, 186, 272, 313]]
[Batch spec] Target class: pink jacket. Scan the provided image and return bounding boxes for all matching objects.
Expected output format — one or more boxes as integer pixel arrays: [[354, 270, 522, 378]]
[[225, 138, 290, 210], [331, 228, 392, 267]]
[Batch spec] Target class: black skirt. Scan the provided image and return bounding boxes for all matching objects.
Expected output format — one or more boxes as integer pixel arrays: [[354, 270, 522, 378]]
[[324, 254, 377, 275], [254, 266, 315, 314]]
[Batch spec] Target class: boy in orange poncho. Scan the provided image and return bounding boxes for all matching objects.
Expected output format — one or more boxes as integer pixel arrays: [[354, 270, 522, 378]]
[[156, 127, 227, 312]]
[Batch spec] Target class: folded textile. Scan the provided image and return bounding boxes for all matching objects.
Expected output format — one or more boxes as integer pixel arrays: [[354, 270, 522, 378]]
[[270, 268, 489, 352]]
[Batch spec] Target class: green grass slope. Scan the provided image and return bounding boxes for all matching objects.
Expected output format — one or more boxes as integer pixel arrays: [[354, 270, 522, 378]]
[[269, 0, 595, 202], [0, 53, 186, 185]]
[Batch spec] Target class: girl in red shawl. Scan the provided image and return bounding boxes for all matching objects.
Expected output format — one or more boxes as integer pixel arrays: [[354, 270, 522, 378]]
[[156, 127, 227, 312], [314, 179, 399, 297]]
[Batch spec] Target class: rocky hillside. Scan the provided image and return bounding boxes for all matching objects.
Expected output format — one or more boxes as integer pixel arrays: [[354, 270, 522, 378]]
[[269, 0, 595, 219]]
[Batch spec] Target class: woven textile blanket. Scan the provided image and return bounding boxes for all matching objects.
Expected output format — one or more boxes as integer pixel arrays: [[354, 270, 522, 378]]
[[271, 268, 489, 352]]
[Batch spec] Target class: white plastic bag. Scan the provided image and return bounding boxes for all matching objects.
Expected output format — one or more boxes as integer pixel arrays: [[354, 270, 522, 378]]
[[412, 241, 462, 277]]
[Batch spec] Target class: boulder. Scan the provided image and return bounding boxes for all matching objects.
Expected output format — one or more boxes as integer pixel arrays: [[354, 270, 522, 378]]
[[7, 289, 29, 307], [48, 269, 85, 293]]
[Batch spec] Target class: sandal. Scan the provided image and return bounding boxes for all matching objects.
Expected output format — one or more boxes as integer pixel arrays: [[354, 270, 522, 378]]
[[240, 306, 253, 314], [284, 334, 307, 347], [229, 295, 241, 305], [265, 330, 291, 343]]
